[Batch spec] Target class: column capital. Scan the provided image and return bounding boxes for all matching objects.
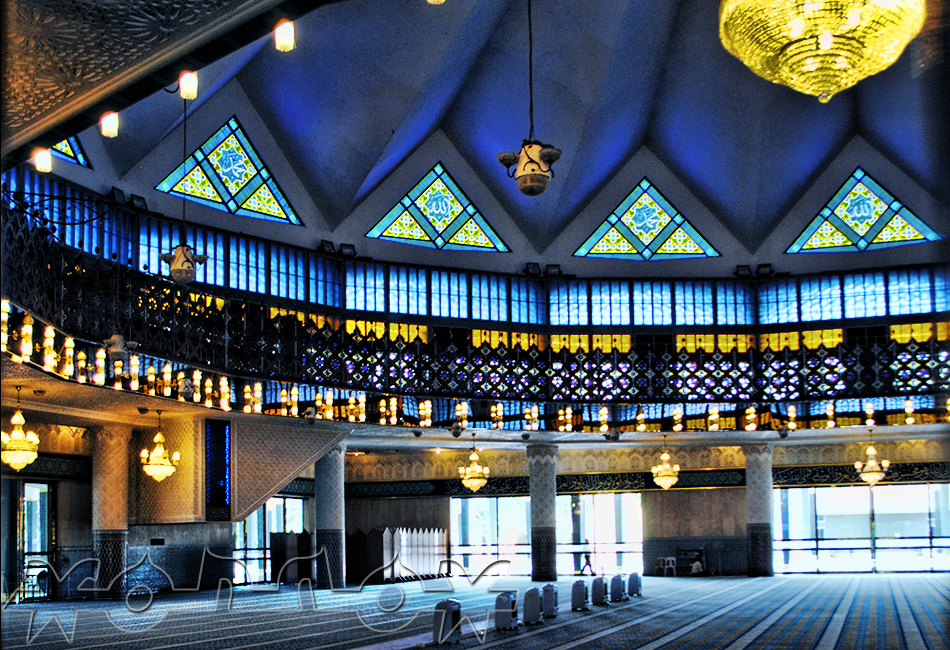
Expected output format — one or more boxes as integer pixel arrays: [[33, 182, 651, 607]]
[[91, 424, 133, 444], [526, 443, 558, 464], [741, 443, 774, 462]]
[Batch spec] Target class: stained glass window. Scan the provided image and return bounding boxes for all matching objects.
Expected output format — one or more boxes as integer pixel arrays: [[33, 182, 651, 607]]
[[574, 178, 719, 260], [367, 163, 508, 252], [787, 168, 940, 253], [51, 137, 90, 168], [156, 117, 300, 225]]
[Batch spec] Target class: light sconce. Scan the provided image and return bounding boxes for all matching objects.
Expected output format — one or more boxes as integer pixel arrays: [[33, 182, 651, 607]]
[[672, 406, 684, 432], [524, 404, 539, 431], [274, 19, 295, 52], [651, 435, 680, 490], [100, 112, 119, 138], [599, 405, 609, 433], [459, 430, 489, 492], [904, 398, 914, 425], [178, 71, 198, 100], [558, 406, 573, 432], [719, 0, 925, 103], [32, 149, 52, 173], [708, 405, 720, 431], [496, 0, 561, 196], [635, 405, 647, 432], [492, 402, 505, 429], [20, 312, 34, 363], [744, 405, 758, 431], [448, 401, 468, 437], [854, 431, 889, 487], [419, 399, 431, 427], [864, 402, 875, 426], [140, 410, 180, 482], [787, 405, 798, 431], [2, 386, 40, 471], [826, 402, 836, 428]]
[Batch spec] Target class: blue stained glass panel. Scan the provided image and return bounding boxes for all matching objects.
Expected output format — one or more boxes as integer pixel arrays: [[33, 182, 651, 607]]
[[934, 268, 949, 313], [431, 271, 469, 319], [511, 279, 546, 325], [346, 261, 386, 312], [632, 282, 672, 326], [592, 281, 630, 326], [472, 274, 508, 322], [799, 276, 842, 322], [843, 272, 886, 319], [675, 281, 714, 326], [758, 280, 799, 325], [389, 266, 428, 316], [716, 281, 755, 325], [888, 269, 932, 315]]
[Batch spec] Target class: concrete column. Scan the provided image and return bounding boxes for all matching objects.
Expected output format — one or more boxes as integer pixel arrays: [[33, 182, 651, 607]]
[[314, 441, 346, 588], [91, 425, 131, 597], [743, 443, 774, 577], [526, 444, 558, 581]]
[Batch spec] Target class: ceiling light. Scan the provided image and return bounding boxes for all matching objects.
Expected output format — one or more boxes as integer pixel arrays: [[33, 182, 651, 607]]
[[720, 0, 926, 103], [651, 435, 680, 490], [100, 112, 119, 138], [178, 71, 198, 100], [140, 410, 180, 482], [274, 19, 295, 52], [497, 0, 561, 195], [459, 430, 489, 492], [2, 386, 40, 471], [32, 149, 52, 173], [854, 431, 889, 487]]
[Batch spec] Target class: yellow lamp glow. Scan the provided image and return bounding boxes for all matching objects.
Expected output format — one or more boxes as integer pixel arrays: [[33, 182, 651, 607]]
[[140, 411, 180, 482], [275, 19, 295, 52], [719, 0, 926, 102], [651, 435, 680, 490], [32, 149, 52, 173], [100, 112, 119, 138], [179, 71, 198, 100]]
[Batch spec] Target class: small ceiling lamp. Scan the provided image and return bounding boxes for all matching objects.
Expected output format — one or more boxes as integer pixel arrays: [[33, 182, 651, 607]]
[[854, 431, 889, 487], [2, 386, 40, 471], [32, 149, 52, 173], [497, 0, 561, 196], [274, 19, 295, 52], [904, 398, 914, 425], [100, 112, 119, 138], [459, 430, 489, 492], [651, 435, 680, 490], [719, 0, 926, 103], [178, 71, 198, 100], [448, 401, 468, 437], [140, 410, 180, 482], [427, 0, 447, 4]]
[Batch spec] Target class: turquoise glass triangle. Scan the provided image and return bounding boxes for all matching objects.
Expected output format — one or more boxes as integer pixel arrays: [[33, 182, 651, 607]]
[[156, 116, 300, 225], [51, 137, 91, 168], [574, 178, 719, 259], [367, 162, 508, 252], [787, 167, 940, 254]]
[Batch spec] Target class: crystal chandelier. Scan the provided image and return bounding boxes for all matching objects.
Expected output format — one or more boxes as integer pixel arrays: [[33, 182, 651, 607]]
[[2, 386, 40, 471], [651, 435, 680, 490], [719, 0, 926, 103], [140, 410, 180, 482], [854, 432, 889, 486], [459, 430, 489, 492]]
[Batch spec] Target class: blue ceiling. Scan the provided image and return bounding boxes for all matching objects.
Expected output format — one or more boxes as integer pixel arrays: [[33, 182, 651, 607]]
[[98, 0, 949, 258]]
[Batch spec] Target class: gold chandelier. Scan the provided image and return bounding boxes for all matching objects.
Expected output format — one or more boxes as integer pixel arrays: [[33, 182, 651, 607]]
[[140, 410, 180, 482], [459, 430, 489, 492], [854, 432, 889, 486], [719, 0, 926, 102], [2, 386, 40, 471], [651, 435, 680, 490]]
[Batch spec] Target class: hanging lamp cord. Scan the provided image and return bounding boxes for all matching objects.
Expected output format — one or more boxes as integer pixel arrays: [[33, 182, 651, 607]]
[[181, 97, 188, 230], [527, 0, 535, 142]]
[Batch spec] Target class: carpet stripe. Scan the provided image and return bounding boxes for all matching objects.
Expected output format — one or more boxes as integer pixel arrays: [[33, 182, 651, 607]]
[[722, 577, 827, 650], [890, 576, 928, 650], [812, 576, 859, 650]]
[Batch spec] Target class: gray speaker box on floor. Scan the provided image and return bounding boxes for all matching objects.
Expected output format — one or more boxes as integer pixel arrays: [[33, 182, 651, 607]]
[[494, 591, 518, 630], [592, 577, 608, 605], [433, 599, 461, 645], [571, 580, 589, 611], [542, 583, 558, 618]]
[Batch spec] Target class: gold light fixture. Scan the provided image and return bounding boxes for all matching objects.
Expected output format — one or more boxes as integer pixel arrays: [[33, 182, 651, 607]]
[[32, 149, 52, 173], [274, 19, 295, 52], [2, 386, 40, 471], [140, 410, 180, 482], [459, 430, 489, 492], [100, 112, 119, 138], [497, 0, 561, 195], [651, 435, 680, 490], [720, 0, 926, 103], [854, 430, 889, 486]]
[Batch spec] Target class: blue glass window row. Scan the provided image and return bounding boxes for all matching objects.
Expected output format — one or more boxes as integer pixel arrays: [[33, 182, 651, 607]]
[[4, 167, 946, 330]]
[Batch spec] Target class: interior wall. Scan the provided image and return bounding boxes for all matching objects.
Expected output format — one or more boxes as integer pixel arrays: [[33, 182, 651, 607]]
[[345, 497, 450, 536]]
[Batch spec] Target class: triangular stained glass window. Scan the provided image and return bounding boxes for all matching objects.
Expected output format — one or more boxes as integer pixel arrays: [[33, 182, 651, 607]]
[[51, 137, 91, 168], [787, 167, 940, 253], [156, 116, 300, 225], [366, 163, 509, 252], [574, 178, 719, 260]]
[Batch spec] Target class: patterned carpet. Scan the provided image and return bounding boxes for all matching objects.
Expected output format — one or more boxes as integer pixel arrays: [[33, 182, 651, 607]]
[[2, 574, 947, 650]]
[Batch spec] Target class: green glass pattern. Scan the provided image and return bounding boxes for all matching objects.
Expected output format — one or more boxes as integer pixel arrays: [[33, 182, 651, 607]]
[[367, 162, 508, 252], [574, 178, 719, 260], [156, 116, 300, 225], [787, 167, 940, 253], [51, 136, 90, 168]]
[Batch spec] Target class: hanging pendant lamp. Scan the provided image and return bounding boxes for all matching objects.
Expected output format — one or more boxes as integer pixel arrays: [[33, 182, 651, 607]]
[[497, 0, 561, 195]]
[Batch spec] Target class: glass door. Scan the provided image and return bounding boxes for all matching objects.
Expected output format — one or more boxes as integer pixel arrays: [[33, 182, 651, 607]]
[[19, 482, 54, 601]]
